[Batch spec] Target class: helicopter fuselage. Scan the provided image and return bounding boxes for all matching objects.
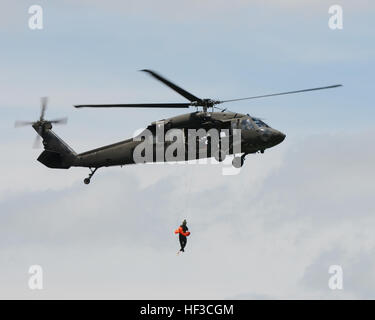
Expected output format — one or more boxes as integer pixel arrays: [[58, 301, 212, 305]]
[[36, 111, 285, 171]]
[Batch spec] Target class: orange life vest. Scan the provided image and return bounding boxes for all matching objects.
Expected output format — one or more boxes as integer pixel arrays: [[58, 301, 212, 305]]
[[174, 226, 190, 237]]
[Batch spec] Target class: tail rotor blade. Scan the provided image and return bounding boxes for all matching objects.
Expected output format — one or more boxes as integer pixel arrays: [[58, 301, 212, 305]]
[[15, 120, 35, 128], [40, 97, 48, 120], [50, 117, 68, 125], [32, 134, 42, 149]]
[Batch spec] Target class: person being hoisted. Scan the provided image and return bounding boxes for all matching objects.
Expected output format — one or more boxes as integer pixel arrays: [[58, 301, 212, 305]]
[[174, 219, 190, 254]]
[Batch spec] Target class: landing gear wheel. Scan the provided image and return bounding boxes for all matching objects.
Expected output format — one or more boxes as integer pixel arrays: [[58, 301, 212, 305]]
[[83, 167, 98, 185], [232, 156, 244, 168]]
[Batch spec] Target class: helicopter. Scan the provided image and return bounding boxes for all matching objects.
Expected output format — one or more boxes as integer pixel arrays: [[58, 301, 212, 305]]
[[15, 70, 342, 184]]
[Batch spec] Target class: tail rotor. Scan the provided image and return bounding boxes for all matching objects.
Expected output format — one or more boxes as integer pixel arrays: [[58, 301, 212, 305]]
[[15, 97, 68, 148]]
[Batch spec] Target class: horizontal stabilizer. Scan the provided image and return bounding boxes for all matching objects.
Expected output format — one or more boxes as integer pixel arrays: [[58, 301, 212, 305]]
[[37, 150, 71, 169]]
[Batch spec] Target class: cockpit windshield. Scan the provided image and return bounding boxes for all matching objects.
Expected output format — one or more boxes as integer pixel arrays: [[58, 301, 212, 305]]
[[232, 117, 269, 131], [241, 118, 255, 130], [251, 117, 269, 128]]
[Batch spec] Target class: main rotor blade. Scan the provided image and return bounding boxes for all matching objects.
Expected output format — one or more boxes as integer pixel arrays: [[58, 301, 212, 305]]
[[218, 84, 343, 104], [140, 69, 202, 103], [74, 103, 191, 108]]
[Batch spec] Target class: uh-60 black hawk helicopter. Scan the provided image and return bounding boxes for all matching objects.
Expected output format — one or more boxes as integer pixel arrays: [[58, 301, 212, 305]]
[[15, 70, 342, 184]]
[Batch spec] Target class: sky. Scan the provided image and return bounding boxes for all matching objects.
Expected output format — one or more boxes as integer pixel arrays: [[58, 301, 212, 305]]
[[0, 0, 374, 299]]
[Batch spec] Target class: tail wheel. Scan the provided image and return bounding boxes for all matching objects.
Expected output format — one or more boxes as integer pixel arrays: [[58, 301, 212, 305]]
[[232, 156, 244, 168]]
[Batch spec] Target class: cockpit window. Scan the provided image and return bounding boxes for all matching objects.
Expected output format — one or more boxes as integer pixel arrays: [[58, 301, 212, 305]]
[[241, 118, 255, 130], [231, 117, 257, 130], [252, 117, 269, 128]]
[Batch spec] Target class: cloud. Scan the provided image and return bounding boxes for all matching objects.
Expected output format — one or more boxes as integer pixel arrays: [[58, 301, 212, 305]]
[[0, 130, 374, 299], [1, 0, 374, 298]]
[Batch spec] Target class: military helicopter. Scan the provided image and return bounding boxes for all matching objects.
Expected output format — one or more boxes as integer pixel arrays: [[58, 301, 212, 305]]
[[15, 70, 342, 184]]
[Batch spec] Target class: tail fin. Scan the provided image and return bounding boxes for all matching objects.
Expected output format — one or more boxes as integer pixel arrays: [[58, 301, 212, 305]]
[[36, 127, 77, 169]]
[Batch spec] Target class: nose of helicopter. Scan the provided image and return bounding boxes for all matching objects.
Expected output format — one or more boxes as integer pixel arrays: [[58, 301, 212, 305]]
[[270, 130, 286, 145]]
